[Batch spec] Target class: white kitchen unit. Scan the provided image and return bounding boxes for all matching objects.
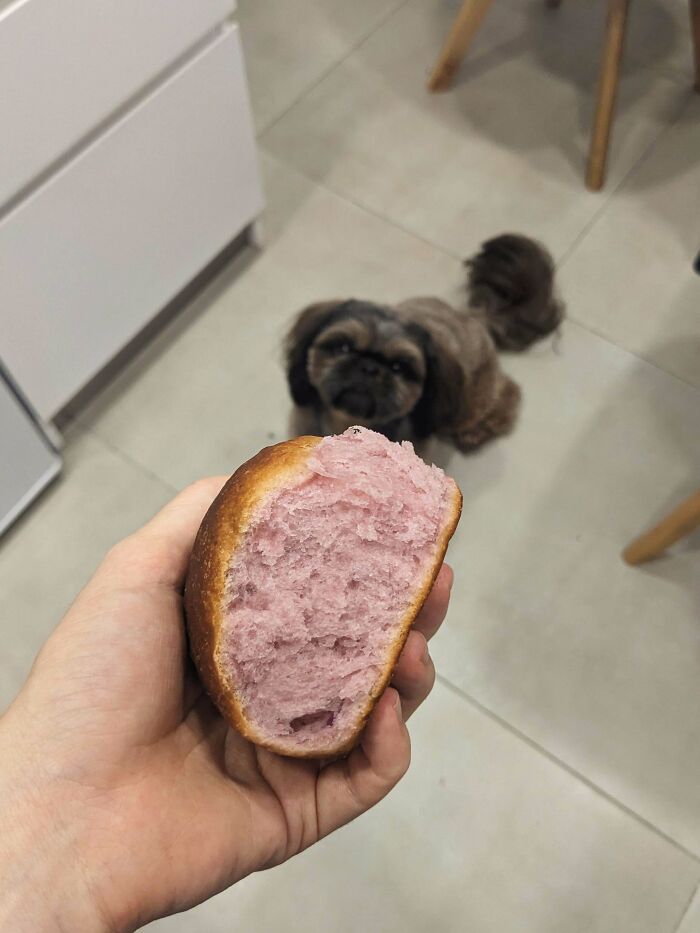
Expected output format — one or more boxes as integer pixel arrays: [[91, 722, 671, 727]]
[[0, 367, 60, 537], [0, 0, 237, 207], [0, 0, 263, 533]]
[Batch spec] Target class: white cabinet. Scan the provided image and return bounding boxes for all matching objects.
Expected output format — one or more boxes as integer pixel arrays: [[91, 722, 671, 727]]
[[0, 0, 237, 206], [0, 26, 263, 419], [0, 370, 60, 536], [0, 1, 262, 532]]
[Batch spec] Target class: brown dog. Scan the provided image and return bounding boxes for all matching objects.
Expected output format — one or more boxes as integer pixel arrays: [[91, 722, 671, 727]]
[[284, 234, 563, 452]]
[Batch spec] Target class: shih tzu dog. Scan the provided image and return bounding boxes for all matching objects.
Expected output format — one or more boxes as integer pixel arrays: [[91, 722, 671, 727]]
[[284, 234, 563, 452]]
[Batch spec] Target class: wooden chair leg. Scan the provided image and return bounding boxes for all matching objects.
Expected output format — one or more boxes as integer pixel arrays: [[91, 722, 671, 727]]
[[622, 488, 700, 565], [428, 0, 495, 92], [586, 0, 631, 191], [691, 0, 700, 92]]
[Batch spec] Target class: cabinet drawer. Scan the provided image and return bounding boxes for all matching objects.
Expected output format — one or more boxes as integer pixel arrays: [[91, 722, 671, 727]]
[[0, 370, 60, 537], [0, 0, 236, 206], [0, 25, 263, 420]]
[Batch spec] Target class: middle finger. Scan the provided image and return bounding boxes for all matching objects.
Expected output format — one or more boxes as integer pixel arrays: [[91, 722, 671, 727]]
[[391, 629, 436, 721]]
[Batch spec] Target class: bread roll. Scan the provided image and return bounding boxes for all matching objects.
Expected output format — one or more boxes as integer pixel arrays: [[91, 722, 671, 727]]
[[185, 427, 462, 758]]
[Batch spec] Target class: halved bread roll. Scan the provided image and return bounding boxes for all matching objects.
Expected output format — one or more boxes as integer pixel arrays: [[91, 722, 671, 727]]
[[185, 427, 462, 758]]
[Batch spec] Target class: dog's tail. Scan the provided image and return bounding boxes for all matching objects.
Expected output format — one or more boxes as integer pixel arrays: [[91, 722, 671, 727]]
[[465, 234, 564, 351]]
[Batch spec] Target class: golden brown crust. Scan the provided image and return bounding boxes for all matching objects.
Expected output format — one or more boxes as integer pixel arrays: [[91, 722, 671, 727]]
[[184, 436, 322, 749], [184, 437, 462, 759]]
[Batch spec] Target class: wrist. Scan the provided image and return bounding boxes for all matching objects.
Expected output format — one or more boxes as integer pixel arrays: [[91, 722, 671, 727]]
[[0, 715, 117, 933]]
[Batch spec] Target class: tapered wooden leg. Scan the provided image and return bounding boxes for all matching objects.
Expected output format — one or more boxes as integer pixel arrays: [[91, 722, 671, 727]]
[[691, 0, 700, 92], [622, 488, 700, 565], [586, 0, 631, 191], [428, 0, 495, 92]]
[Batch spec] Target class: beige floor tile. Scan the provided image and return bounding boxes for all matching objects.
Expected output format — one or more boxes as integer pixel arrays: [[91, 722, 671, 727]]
[[514, 0, 695, 86], [4, 3, 698, 929], [0, 427, 173, 712], [261, 0, 688, 261], [559, 95, 700, 388], [77, 151, 700, 852], [624, 0, 696, 84], [76, 155, 461, 489], [237, 0, 406, 133], [677, 886, 700, 932], [431, 320, 700, 853], [144, 682, 699, 933]]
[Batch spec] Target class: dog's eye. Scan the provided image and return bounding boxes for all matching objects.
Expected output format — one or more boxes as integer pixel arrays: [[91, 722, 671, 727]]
[[390, 358, 420, 381], [319, 338, 353, 355]]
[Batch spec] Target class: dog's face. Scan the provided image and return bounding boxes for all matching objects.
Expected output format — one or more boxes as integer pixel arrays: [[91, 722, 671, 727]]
[[286, 300, 428, 430]]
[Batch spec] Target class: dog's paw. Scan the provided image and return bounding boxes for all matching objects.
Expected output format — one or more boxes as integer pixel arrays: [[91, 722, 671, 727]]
[[451, 424, 494, 452]]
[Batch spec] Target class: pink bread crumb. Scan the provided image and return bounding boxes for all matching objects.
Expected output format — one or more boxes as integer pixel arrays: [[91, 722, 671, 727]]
[[220, 427, 455, 752]]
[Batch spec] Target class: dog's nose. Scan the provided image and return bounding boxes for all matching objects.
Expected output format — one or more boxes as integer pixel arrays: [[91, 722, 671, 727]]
[[360, 359, 379, 376]]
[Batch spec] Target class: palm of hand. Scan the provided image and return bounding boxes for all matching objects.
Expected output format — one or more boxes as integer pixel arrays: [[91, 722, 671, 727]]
[[6, 479, 449, 930]]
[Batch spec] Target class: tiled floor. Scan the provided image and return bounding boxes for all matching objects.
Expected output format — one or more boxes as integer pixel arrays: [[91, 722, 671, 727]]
[[2, 0, 700, 930]]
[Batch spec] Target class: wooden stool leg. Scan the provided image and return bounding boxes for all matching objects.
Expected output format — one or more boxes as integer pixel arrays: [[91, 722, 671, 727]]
[[691, 0, 700, 92], [428, 0, 495, 92], [622, 488, 700, 565], [586, 0, 631, 191]]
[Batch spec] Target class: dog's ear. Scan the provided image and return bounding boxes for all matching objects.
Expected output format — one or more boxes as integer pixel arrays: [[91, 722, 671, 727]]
[[409, 326, 468, 438], [284, 301, 340, 406]]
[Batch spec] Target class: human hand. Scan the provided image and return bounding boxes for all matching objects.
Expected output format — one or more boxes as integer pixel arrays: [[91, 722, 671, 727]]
[[0, 478, 453, 932]]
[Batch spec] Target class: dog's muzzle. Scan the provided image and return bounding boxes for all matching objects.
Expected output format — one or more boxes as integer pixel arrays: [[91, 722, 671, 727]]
[[334, 387, 376, 419]]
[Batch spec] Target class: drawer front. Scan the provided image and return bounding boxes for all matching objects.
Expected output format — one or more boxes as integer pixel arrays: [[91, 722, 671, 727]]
[[0, 369, 60, 538], [0, 25, 263, 420], [0, 0, 236, 206]]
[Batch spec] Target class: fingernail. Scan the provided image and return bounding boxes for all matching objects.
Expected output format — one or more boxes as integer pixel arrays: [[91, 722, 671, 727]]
[[446, 565, 454, 592], [394, 692, 403, 721], [421, 641, 431, 665]]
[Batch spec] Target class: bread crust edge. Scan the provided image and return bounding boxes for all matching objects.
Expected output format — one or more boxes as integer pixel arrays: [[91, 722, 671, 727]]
[[184, 435, 462, 759]]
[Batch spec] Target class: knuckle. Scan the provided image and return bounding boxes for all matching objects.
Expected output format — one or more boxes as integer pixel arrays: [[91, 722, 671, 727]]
[[103, 534, 137, 566], [182, 476, 227, 501], [423, 657, 436, 696], [392, 741, 411, 783]]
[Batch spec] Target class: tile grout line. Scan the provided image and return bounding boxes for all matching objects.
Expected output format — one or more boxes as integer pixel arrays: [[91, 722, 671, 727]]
[[652, 64, 696, 89], [258, 1, 692, 276], [69, 369, 700, 872], [253, 0, 698, 396], [261, 145, 464, 262], [555, 86, 695, 272], [436, 673, 700, 865], [76, 423, 180, 497], [263, 144, 700, 398], [255, 0, 412, 140], [672, 879, 700, 933], [564, 313, 700, 396], [552, 85, 700, 398], [261, 71, 697, 388], [254, 1, 699, 390]]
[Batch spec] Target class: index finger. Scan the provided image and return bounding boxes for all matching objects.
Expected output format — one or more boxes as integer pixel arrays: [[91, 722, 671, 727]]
[[100, 476, 229, 590]]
